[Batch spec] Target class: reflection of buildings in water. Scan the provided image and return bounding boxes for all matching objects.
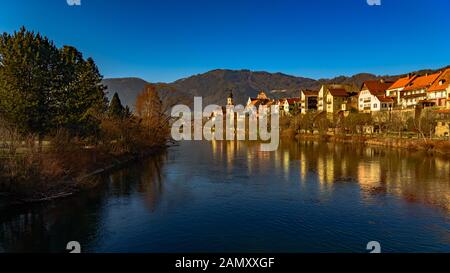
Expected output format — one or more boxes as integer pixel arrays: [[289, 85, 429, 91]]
[[246, 146, 253, 175], [316, 153, 335, 191], [226, 141, 235, 169], [282, 149, 290, 179], [356, 152, 450, 213], [213, 140, 450, 213], [299, 149, 307, 183], [357, 161, 382, 189], [363, 147, 376, 158], [273, 146, 281, 171], [326, 156, 335, 186], [211, 140, 245, 173], [211, 140, 218, 160], [283, 142, 450, 213], [340, 155, 349, 178]]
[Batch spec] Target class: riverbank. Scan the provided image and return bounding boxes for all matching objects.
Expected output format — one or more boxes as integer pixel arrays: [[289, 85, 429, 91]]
[[0, 145, 168, 206], [295, 133, 450, 155]]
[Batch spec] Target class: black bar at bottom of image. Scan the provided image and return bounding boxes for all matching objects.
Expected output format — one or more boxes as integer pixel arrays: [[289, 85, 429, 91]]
[[0, 253, 447, 272]]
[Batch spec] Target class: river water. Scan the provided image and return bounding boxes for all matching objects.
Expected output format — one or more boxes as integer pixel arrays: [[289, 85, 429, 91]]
[[0, 141, 449, 253]]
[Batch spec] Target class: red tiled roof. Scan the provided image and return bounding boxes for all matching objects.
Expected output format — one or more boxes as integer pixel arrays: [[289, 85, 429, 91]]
[[428, 69, 450, 92], [362, 80, 394, 95], [377, 96, 394, 103], [249, 99, 271, 107], [287, 98, 301, 104], [402, 72, 442, 92], [328, 88, 349, 97], [388, 75, 417, 90]]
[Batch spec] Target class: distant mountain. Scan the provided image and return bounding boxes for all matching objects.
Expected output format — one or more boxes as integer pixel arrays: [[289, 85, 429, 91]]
[[170, 69, 318, 106], [102, 66, 450, 109], [102, 77, 149, 110]]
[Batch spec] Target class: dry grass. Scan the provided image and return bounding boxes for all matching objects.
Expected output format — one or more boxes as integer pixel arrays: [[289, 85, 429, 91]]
[[0, 115, 170, 199]]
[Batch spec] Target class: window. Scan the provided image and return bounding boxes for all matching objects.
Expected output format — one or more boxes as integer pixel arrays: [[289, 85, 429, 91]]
[[373, 104, 378, 108]]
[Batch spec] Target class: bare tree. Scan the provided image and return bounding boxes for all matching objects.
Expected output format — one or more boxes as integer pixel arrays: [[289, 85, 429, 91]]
[[414, 108, 438, 141]]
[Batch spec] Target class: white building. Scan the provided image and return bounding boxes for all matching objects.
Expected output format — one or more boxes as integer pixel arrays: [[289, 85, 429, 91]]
[[358, 80, 394, 113]]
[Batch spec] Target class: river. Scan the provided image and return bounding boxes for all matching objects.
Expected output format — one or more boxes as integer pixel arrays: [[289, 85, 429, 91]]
[[0, 141, 449, 253]]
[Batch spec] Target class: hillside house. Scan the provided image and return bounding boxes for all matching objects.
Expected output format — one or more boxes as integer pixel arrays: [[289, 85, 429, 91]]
[[358, 80, 394, 113], [280, 98, 301, 115], [401, 72, 441, 108], [427, 68, 450, 108]]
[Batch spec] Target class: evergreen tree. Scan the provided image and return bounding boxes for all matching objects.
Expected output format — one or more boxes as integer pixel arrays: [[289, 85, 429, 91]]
[[124, 106, 132, 118], [109, 92, 125, 118], [0, 27, 59, 139], [0, 28, 108, 139], [57, 46, 108, 136]]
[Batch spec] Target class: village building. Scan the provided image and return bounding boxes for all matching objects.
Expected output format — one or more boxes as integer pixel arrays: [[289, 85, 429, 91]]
[[400, 72, 442, 108], [317, 84, 356, 114], [212, 91, 235, 118], [245, 91, 279, 116], [386, 74, 417, 107], [317, 84, 355, 114], [300, 89, 319, 114], [246, 91, 272, 108], [279, 98, 301, 116], [325, 88, 351, 113], [435, 109, 450, 138], [427, 68, 450, 108], [358, 80, 394, 113]]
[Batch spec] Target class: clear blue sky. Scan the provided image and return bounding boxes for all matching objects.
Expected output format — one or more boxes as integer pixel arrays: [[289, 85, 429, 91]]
[[1, 0, 449, 82]]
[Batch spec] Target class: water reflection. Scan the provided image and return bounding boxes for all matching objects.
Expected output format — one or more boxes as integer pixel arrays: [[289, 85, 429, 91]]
[[0, 141, 449, 253], [0, 154, 167, 253], [209, 140, 450, 212], [315, 142, 445, 212]]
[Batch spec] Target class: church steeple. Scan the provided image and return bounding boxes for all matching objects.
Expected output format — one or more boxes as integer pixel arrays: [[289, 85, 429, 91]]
[[227, 90, 234, 106]]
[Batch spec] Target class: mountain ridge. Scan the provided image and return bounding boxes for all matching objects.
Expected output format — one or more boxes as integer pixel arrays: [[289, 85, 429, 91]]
[[102, 66, 450, 109]]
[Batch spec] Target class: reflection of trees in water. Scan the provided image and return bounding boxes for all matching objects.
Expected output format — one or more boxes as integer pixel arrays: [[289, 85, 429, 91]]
[[0, 192, 106, 253], [139, 154, 166, 212], [0, 153, 167, 253], [280, 141, 450, 213], [211, 140, 450, 213]]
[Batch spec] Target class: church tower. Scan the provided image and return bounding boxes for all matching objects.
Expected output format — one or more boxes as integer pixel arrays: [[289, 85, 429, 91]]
[[227, 90, 234, 106]]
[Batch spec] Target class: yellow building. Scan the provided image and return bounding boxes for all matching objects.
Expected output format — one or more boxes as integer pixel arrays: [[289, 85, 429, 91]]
[[317, 84, 355, 114]]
